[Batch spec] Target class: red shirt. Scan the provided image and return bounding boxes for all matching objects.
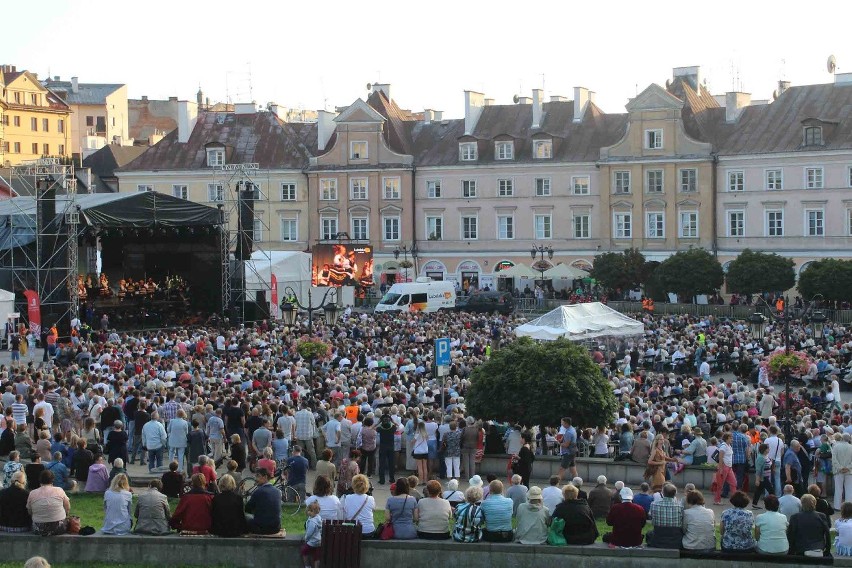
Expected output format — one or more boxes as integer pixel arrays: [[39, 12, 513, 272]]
[[170, 491, 213, 533], [605, 501, 647, 547], [192, 464, 217, 484]]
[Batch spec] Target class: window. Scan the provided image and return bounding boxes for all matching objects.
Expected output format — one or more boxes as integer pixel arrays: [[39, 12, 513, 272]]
[[172, 185, 188, 199], [57, 119, 64, 133], [497, 215, 514, 239], [645, 129, 663, 149], [206, 148, 225, 167], [806, 210, 824, 236], [766, 210, 784, 237], [533, 140, 552, 159], [535, 178, 551, 196], [848, 209, 852, 236], [30, 117, 37, 131], [573, 214, 590, 239], [383, 177, 400, 199], [86, 116, 94, 127], [30, 93, 39, 105], [534, 214, 552, 239], [42, 144, 49, 155], [495, 141, 514, 160], [679, 211, 698, 238], [614, 213, 632, 238], [42, 118, 49, 132], [320, 179, 337, 200], [280, 183, 296, 201], [427, 180, 441, 198], [646, 212, 665, 239], [806, 167, 824, 189], [614, 171, 631, 194], [461, 216, 478, 240], [321, 217, 338, 240], [207, 183, 224, 202], [425, 216, 443, 240], [572, 176, 590, 195], [646, 170, 663, 193], [13, 92, 21, 104], [350, 141, 367, 160], [727, 211, 745, 237], [459, 142, 477, 161], [0, 115, 6, 126], [253, 219, 263, 242], [351, 218, 368, 241], [350, 178, 368, 200], [31, 143, 38, 154], [680, 169, 697, 192], [0, 142, 7, 153], [383, 217, 400, 241], [462, 180, 477, 198], [804, 126, 823, 146], [13, 116, 20, 127], [137, 184, 153, 193], [728, 171, 744, 192], [766, 169, 782, 190], [13, 142, 20, 153], [280, 218, 298, 241], [497, 179, 513, 196], [58, 144, 65, 155]]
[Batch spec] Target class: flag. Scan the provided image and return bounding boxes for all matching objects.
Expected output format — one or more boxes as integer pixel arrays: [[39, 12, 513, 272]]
[[270, 274, 279, 319], [23, 290, 41, 335]]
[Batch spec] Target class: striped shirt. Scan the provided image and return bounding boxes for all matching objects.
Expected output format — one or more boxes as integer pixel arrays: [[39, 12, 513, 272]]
[[295, 409, 316, 440], [11, 403, 27, 426], [479, 494, 513, 531]]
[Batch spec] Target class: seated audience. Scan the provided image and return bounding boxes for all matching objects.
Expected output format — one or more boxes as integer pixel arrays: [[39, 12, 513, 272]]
[[541, 476, 562, 513], [161, 461, 185, 499], [787, 494, 830, 557], [384, 477, 417, 540], [305, 475, 341, 523], [452, 485, 484, 543], [720, 491, 756, 553], [210, 474, 248, 537], [444, 478, 466, 510], [514, 486, 550, 544], [169, 473, 213, 534], [27, 470, 70, 536], [754, 494, 788, 555], [415, 479, 453, 540], [588, 475, 613, 519], [682, 490, 716, 551], [84, 455, 109, 493], [479, 479, 514, 542], [647, 483, 683, 549], [603, 487, 646, 547], [0, 471, 30, 532], [552, 483, 598, 545], [244, 468, 282, 534], [338, 474, 375, 535], [834, 502, 852, 557], [505, 475, 528, 516], [102, 473, 133, 535], [778, 484, 802, 520], [134, 479, 171, 535]]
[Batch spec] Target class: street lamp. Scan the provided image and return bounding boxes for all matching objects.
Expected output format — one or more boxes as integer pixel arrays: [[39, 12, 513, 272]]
[[281, 285, 338, 391], [808, 310, 827, 340], [748, 312, 767, 338], [530, 244, 554, 281], [394, 245, 414, 283]]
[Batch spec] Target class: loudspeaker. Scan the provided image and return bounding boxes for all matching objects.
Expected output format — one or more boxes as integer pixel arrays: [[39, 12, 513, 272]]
[[255, 291, 269, 320], [236, 188, 254, 260]]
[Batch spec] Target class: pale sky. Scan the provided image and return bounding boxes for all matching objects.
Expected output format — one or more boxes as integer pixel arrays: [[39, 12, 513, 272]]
[[4, 0, 852, 117]]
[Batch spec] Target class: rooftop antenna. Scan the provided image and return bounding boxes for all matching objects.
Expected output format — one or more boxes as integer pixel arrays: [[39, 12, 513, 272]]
[[247, 61, 253, 101], [828, 54, 838, 75]]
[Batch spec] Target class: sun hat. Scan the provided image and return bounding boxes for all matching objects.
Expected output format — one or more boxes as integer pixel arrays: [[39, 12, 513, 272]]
[[528, 486, 543, 501], [468, 475, 483, 488], [620, 487, 634, 501]]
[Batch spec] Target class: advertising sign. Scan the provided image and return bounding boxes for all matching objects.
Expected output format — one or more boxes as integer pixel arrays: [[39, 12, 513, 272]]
[[312, 244, 374, 288]]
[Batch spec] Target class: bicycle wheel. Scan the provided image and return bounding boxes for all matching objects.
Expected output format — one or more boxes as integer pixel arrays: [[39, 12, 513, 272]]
[[281, 484, 302, 516], [238, 477, 257, 502]]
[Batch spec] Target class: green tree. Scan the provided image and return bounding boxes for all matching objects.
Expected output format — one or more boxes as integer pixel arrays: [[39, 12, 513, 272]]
[[798, 259, 852, 302], [726, 249, 795, 294], [590, 248, 646, 293], [466, 337, 617, 428], [655, 248, 723, 303]]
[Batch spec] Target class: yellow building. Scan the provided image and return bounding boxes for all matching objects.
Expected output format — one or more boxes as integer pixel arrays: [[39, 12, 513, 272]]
[[0, 65, 71, 166]]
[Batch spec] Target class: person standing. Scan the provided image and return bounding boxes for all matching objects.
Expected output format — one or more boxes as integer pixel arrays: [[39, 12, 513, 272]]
[[324, 412, 342, 467], [784, 440, 805, 497], [731, 424, 751, 493], [141, 411, 168, 472], [834, 433, 852, 511], [295, 404, 317, 469], [167, 410, 190, 472], [713, 433, 739, 506], [376, 412, 396, 486], [557, 417, 577, 483], [206, 409, 226, 465]]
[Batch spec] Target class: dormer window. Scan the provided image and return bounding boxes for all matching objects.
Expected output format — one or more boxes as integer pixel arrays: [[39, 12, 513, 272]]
[[459, 142, 477, 161], [533, 139, 552, 159], [645, 129, 663, 149], [804, 126, 823, 146], [206, 146, 225, 167], [495, 141, 514, 160], [350, 141, 367, 159]]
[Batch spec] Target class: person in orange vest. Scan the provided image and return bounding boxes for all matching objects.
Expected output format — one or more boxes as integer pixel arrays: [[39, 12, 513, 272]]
[[648, 298, 655, 313], [775, 297, 784, 312]]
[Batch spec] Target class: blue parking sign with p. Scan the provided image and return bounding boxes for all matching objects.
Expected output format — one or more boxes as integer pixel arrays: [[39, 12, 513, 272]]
[[435, 338, 451, 366]]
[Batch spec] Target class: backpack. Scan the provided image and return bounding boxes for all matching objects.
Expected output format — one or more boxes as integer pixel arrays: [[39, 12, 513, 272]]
[[452, 502, 482, 543], [547, 517, 567, 546]]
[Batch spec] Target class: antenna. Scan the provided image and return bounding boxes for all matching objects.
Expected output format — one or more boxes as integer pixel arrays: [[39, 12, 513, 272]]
[[512, 94, 520, 104], [828, 54, 838, 74], [247, 61, 253, 101], [366, 83, 372, 91]]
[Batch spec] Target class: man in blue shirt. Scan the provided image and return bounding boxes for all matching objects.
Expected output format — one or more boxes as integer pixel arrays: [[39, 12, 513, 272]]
[[245, 468, 282, 534], [479, 479, 514, 542], [783, 439, 804, 496], [286, 445, 309, 502], [557, 417, 577, 483], [729, 423, 751, 496]]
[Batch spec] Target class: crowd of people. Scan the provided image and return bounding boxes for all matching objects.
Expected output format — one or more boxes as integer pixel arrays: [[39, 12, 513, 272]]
[[0, 302, 850, 562]]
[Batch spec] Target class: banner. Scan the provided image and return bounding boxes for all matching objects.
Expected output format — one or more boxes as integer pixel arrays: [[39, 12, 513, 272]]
[[23, 290, 41, 336], [270, 274, 279, 319]]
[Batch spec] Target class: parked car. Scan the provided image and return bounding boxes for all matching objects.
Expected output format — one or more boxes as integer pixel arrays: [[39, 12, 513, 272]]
[[455, 291, 515, 314]]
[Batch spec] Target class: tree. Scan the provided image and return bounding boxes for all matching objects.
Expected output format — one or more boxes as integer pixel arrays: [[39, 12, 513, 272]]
[[466, 337, 617, 428], [655, 248, 723, 303], [590, 248, 646, 293], [726, 249, 795, 294], [798, 259, 852, 303]]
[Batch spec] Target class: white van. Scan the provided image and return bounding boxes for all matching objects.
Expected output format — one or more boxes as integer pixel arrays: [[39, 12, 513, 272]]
[[374, 280, 456, 313]]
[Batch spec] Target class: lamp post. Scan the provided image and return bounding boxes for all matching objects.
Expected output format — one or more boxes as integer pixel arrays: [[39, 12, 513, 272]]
[[748, 295, 825, 444], [394, 245, 413, 283], [530, 244, 554, 282], [280, 286, 340, 391]]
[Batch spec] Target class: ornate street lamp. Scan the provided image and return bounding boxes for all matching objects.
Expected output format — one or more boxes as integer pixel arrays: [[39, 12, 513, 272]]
[[748, 312, 767, 338]]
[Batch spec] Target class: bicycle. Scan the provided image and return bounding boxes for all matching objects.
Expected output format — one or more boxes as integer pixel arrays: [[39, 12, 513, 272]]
[[238, 462, 303, 516]]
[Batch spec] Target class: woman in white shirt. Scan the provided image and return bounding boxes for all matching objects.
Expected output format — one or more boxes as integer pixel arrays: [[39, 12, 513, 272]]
[[592, 427, 610, 458], [835, 502, 852, 557], [304, 474, 340, 522], [413, 422, 430, 485], [755, 494, 789, 554], [682, 490, 716, 551], [338, 474, 375, 535]]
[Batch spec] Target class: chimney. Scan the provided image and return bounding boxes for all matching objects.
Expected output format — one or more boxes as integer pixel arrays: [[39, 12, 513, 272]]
[[423, 109, 434, 124], [725, 92, 751, 122], [531, 89, 544, 129], [317, 110, 337, 152], [71, 76, 79, 94], [550, 95, 568, 102], [484, 98, 495, 106], [673, 66, 701, 90], [177, 100, 198, 144], [517, 96, 532, 104], [777, 80, 791, 96], [53, 76, 59, 81], [235, 102, 256, 115], [371, 83, 391, 100], [268, 103, 283, 119], [168, 96, 177, 102], [573, 87, 591, 122], [464, 91, 485, 135], [141, 95, 148, 102], [433, 110, 443, 121]]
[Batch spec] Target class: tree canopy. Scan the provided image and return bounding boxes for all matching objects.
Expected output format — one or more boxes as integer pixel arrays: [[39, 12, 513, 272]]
[[465, 337, 617, 428], [591, 248, 646, 293], [726, 249, 795, 294], [798, 259, 852, 303], [655, 248, 723, 302]]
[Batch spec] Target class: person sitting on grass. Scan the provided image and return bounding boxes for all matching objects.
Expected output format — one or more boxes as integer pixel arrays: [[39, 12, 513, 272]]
[[193, 455, 217, 492], [244, 467, 282, 535], [479, 479, 515, 543], [84, 454, 109, 493], [71, 439, 94, 485], [514, 486, 550, 544], [134, 479, 171, 535], [414, 479, 453, 540], [101, 473, 133, 535], [603, 487, 646, 547], [2, 451, 23, 488], [0, 471, 31, 532], [24, 455, 44, 492], [169, 473, 213, 534], [27, 470, 70, 536], [161, 460, 185, 498], [44, 451, 75, 492], [109, 457, 130, 485], [551, 482, 598, 545], [210, 474, 248, 538], [302, 501, 322, 568]]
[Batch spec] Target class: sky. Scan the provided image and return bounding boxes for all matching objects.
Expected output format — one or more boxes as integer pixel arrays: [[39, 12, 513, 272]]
[[4, 0, 852, 117]]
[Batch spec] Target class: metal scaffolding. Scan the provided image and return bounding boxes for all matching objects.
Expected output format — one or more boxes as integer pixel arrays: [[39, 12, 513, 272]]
[[213, 163, 272, 323], [0, 158, 79, 326]]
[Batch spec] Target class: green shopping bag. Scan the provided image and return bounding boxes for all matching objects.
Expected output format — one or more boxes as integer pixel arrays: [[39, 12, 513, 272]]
[[547, 517, 567, 546]]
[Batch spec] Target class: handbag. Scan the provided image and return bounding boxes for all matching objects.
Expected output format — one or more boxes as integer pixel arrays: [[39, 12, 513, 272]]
[[67, 515, 81, 534], [711, 449, 720, 463], [547, 517, 566, 546], [380, 495, 411, 540]]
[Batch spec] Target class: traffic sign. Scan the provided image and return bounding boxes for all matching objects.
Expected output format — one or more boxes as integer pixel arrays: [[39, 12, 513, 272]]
[[435, 337, 451, 366]]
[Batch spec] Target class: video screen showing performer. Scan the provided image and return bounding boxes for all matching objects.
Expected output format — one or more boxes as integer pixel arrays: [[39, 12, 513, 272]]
[[312, 244, 374, 288]]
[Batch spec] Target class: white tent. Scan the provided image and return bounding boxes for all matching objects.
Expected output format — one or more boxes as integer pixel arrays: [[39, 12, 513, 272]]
[[0, 289, 15, 345], [514, 302, 644, 341], [544, 263, 589, 281], [496, 263, 539, 279], [245, 251, 312, 306]]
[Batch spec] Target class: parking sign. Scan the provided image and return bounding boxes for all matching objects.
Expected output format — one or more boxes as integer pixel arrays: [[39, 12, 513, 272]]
[[434, 338, 451, 366]]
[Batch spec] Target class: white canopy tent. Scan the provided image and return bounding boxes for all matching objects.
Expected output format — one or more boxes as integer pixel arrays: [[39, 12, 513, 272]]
[[495, 263, 539, 279], [245, 251, 312, 306], [514, 302, 644, 341], [544, 263, 589, 281]]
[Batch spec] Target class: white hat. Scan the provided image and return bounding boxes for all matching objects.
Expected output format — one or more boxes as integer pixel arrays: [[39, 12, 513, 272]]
[[619, 487, 634, 501], [468, 475, 483, 488]]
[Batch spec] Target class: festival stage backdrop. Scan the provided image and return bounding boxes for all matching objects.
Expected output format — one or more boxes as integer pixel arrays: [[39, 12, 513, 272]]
[[312, 244, 374, 288]]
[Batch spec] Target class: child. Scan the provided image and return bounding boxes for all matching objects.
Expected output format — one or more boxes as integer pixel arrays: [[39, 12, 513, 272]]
[[301, 501, 322, 568]]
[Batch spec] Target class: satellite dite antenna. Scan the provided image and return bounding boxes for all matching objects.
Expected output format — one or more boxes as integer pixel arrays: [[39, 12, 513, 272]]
[[828, 55, 838, 75], [512, 94, 520, 103]]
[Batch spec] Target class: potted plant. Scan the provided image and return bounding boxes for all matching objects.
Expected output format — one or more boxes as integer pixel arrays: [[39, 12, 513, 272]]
[[761, 348, 812, 380], [296, 338, 330, 362], [398, 260, 413, 269]]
